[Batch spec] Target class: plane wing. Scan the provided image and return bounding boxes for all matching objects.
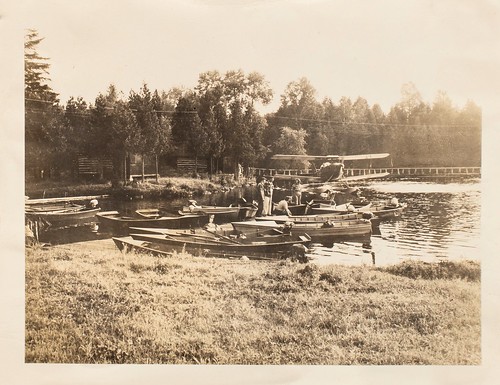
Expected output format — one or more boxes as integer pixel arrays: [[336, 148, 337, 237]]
[[271, 153, 390, 161], [338, 153, 390, 161], [270, 154, 339, 161]]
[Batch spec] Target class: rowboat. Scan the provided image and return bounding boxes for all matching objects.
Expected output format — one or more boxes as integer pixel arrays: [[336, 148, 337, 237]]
[[359, 200, 407, 219], [25, 207, 101, 230], [129, 231, 312, 261], [25, 202, 86, 214], [178, 205, 257, 222], [233, 218, 372, 239], [256, 211, 370, 224], [310, 200, 406, 219], [96, 210, 209, 234]]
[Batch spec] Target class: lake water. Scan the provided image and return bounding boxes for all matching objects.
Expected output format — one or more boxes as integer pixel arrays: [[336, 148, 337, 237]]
[[38, 178, 481, 267], [308, 179, 481, 266]]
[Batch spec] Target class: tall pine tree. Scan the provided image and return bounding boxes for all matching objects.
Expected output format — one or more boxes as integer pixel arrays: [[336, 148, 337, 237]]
[[25, 29, 61, 179]]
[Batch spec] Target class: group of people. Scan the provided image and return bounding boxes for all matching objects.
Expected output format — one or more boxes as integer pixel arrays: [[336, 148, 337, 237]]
[[256, 176, 303, 217]]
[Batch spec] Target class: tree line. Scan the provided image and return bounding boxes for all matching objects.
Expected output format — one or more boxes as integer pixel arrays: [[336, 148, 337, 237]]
[[25, 30, 481, 182]]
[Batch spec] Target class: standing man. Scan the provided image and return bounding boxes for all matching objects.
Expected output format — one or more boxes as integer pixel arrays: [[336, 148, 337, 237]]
[[264, 176, 274, 216], [268, 177, 274, 215], [256, 176, 266, 217]]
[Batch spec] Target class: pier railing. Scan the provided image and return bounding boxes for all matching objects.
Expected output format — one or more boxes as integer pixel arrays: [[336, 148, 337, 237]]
[[250, 166, 481, 178], [345, 167, 481, 177]]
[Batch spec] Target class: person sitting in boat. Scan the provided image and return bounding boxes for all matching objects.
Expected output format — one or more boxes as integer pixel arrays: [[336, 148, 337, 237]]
[[274, 196, 292, 216], [319, 189, 336, 204], [389, 197, 399, 207], [87, 199, 99, 208], [188, 199, 200, 212], [282, 221, 294, 235], [203, 214, 219, 232], [321, 219, 334, 228]]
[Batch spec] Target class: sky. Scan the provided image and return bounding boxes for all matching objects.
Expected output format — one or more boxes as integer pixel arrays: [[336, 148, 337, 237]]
[[7, 0, 500, 114]]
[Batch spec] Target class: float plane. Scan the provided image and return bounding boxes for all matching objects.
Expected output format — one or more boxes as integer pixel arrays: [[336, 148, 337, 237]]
[[270, 153, 390, 184]]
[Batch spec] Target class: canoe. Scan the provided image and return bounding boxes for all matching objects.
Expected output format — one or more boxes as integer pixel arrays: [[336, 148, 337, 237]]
[[129, 231, 312, 260], [25, 207, 101, 230], [96, 210, 209, 234]]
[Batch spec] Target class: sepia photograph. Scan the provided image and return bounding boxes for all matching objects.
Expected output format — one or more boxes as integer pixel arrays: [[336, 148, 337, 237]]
[[2, 0, 500, 384]]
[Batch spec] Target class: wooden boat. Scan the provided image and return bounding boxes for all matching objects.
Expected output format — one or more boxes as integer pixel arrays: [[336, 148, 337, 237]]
[[179, 205, 240, 215], [96, 210, 209, 234], [129, 225, 235, 237], [359, 200, 407, 219], [25, 207, 101, 230], [178, 204, 257, 223], [233, 218, 372, 238], [24, 195, 109, 205], [229, 221, 283, 236], [25, 202, 86, 214], [129, 231, 312, 260], [310, 200, 406, 219], [256, 211, 369, 224]]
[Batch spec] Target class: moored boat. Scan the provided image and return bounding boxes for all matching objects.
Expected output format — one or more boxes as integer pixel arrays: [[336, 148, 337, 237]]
[[96, 210, 209, 234], [25, 207, 101, 230], [310, 199, 406, 219], [256, 211, 370, 224], [129, 231, 312, 261], [25, 202, 86, 214], [233, 218, 372, 239]]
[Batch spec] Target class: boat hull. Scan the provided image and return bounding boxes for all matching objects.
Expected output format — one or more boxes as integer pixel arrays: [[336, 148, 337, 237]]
[[25, 208, 101, 230], [234, 219, 372, 240], [311, 201, 406, 219], [97, 211, 209, 234], [129, 232, 311, 260]]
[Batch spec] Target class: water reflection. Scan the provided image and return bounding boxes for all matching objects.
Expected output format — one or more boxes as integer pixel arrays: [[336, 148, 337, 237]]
[[36, 179, 481, 267]]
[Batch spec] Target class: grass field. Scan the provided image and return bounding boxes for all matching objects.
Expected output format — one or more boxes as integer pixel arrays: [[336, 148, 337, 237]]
[[25, 241, 481, 364]]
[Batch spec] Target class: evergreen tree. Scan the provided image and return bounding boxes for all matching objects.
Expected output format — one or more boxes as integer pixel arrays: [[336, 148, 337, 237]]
[[25, 29, 61, 179]]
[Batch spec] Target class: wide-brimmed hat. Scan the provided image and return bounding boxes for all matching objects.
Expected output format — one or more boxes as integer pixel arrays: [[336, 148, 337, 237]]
[[188, 199, 197, 204]]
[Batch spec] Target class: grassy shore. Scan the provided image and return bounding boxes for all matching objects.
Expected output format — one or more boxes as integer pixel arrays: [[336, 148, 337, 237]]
[[25, 175, 244, 201], [25, 240, 480, 364]]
